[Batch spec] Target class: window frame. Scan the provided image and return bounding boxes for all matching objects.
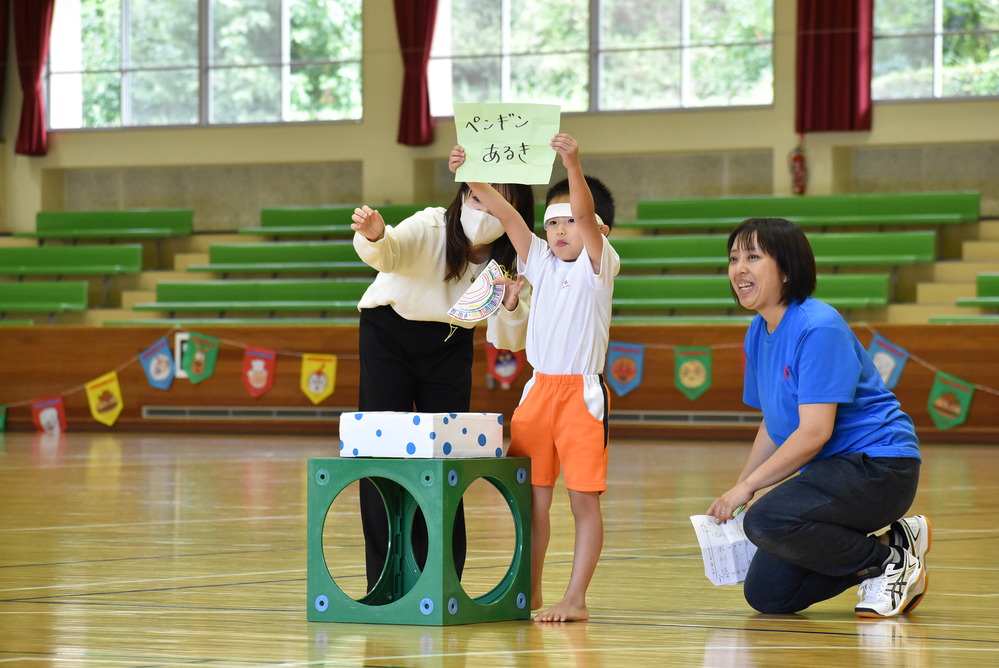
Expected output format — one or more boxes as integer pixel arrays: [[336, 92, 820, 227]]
[[45, 0, 363, 130], [872, 0, 999, 102], [427, 0, 775, 118]]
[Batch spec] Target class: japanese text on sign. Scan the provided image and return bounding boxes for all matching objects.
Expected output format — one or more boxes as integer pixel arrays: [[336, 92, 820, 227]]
[[454, 103, 560, 185]]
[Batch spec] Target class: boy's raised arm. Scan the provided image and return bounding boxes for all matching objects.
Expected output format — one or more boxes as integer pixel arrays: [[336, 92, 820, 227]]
[[465, 181, 534, 263], [551, 134, 603, 273]]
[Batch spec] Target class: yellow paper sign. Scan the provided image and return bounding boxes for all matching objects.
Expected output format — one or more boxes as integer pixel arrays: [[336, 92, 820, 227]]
[[85, 371, 124, 427], [454, 102, 560, 185], [301, 354, 337, 405]]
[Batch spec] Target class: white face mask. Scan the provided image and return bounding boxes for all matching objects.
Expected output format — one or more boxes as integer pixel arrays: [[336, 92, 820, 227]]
[[460, 202, 505, 245]]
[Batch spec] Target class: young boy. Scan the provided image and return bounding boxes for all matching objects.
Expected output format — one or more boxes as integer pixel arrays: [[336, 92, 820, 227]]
[[456, 134, 619, 622]]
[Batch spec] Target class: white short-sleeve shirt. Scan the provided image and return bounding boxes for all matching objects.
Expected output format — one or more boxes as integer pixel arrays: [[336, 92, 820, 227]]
[[519, 234, 619, 375]]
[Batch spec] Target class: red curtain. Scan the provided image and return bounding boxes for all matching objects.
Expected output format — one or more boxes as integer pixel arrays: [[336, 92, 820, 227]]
[[393, 0, 438, 146], [12, 0, 55, 156], [0, 0, 9, 134], [795, 0, 873, 133]]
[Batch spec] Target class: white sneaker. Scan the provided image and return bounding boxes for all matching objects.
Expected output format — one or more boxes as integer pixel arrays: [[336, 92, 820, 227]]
[[890, 515, 931, 612], [892, 515, 931, 559], [855, 550, 924, 618]]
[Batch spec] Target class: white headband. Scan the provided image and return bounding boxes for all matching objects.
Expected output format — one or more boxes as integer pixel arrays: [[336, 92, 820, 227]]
[[543, 202, 604, 227]]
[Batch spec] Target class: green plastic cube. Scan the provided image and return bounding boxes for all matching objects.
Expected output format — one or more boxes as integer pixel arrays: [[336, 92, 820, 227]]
[[307, 457, 531, 625]]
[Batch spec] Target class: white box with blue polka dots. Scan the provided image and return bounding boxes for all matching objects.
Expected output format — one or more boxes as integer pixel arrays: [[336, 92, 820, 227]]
[[338, 411, 507, 458]]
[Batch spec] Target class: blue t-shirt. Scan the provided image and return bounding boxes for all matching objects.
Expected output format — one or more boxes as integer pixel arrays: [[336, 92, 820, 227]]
[[743, 298, 919, 461]]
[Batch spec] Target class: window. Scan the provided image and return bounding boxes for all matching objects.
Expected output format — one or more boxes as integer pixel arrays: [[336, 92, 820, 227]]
[[873, 0, 999, 100], [428, 0, 773, 117], [47, 0, 362, 129]]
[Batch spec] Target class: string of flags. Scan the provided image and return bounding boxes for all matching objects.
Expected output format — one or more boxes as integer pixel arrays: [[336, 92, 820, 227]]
[[1, 325, 995, 434], [0, 329, 343, 434], [596, 325, 998, 432]]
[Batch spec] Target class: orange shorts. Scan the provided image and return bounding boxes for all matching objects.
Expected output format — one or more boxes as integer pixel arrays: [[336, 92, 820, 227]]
[[507, 372, 610, 492]]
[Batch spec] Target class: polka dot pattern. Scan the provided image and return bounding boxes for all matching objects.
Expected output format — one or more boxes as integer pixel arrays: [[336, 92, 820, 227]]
[[338, 411, 507, 459]]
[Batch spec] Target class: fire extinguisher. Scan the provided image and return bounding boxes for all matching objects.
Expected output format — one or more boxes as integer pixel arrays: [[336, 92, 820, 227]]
[[789, 134, 808, 196]]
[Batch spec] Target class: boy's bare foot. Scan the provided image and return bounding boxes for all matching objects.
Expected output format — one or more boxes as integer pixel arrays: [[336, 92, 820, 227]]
[[533, 599, 589, 623], [531, 592, 544, 611]]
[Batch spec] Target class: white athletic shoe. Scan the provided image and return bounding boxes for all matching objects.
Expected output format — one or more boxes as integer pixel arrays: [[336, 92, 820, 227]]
[[890, 515, 932, 612], [855, 550, 924, 618]]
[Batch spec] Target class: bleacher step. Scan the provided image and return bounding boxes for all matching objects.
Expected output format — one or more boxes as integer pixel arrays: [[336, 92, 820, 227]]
[[174, 252, 210, 271], [162, 233, 244, 256], [915, 282, 976, 304], [119, 270, 213, 291], [885, 303, 962, 324], [932, 260, 999, 282], [961, 240, 999, 261], [0, 237, 39, 249], [121, 290, 158, 309], [79, 309, 168, 327], [976, 220, 999, 241]]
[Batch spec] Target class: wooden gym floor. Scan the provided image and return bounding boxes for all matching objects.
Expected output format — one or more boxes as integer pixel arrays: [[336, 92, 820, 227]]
[[1, 431, 997, 667]]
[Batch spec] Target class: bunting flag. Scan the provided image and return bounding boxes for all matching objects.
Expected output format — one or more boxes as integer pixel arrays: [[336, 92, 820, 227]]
[[301, 354, 337, 405], [927, 371, 974, 430], [85, 371, 124, 427], [0, 326, 993, 434], [485, 342, 525, 390], [182, 332, 220, 384], [243, 347, 277, 398], [32, 396, 67, 434], [606, 341, 645, 397], [675, 347, 712, 400], [139, 337, 176, 390], [867, 333, 909, 390]]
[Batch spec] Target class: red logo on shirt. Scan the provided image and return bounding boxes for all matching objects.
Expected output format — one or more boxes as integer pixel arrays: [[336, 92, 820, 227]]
[[782, 365, 791, 380]]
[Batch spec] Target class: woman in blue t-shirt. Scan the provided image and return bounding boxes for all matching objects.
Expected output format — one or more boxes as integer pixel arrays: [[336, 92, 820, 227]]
[[707, 217, 930, 618]]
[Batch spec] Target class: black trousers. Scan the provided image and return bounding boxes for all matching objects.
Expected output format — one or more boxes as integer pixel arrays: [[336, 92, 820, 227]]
[[357, 306, 472, 591]]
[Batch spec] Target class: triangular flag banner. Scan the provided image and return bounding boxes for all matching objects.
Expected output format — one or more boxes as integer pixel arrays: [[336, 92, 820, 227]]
[[301, 354, 337, 405], [485, 342, 525, 390], [243, 346, 277, 398], [32, 396, 67, 433], [139, 337, 176, 390], [867, 333, 909, 390], [85, 371, 124, 427], [182, 332, 220, 384], [675, 346, 712, 400], [606, 341, 645, 397], [0, 405, 6, 432], [927, 370, 974, 430]]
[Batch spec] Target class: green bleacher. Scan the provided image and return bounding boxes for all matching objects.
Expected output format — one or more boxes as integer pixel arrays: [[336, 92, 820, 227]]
[[0, 281, 89, 324], [611, 273, 889, 320], [186, 241, 371, 276], [131, 278, 373, 318], [612, 230, 936, 270], [239, 204, 435, 238], [617, 191, 980, 232], [931, 273, 999, 323]]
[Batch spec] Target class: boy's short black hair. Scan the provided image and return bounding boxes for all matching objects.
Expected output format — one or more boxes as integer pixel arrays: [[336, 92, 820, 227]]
[[545, 175, 615, 230]]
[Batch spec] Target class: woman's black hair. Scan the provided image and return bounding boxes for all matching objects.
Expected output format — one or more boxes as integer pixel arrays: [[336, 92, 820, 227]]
[[443, 182, 535, 282], [727, 217, 816, 305]]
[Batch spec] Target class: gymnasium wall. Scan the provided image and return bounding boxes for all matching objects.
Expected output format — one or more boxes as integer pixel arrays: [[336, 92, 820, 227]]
[[3, 2, 999, 232], [0, 325, 995, 445]]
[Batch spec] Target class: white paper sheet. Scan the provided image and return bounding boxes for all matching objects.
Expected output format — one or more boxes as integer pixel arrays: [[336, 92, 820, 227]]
[[689, 513, 758, 586]]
